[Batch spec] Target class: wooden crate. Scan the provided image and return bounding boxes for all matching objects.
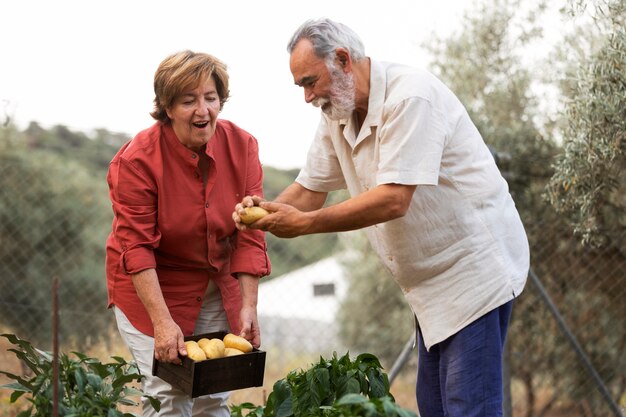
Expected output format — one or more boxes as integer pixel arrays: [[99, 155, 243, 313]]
[[151, 331, 266, 398]]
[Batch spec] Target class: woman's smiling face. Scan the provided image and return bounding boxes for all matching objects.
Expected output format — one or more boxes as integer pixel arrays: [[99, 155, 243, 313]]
[[166, 76, 221, 149]]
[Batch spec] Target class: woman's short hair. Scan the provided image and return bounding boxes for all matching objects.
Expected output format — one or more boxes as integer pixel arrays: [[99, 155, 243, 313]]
[[150, 50, 230, 122], [286, 18, 365, 62]]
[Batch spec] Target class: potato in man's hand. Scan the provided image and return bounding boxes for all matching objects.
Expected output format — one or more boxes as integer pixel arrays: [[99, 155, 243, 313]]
[[239, 206, 270, 225]]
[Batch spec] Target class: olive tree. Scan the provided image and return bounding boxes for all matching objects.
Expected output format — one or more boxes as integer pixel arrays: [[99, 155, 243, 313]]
[[546, 0, 626, 250]]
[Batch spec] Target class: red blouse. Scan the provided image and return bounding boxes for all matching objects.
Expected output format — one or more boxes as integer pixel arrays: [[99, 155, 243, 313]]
[[105, 120, 271, 337]]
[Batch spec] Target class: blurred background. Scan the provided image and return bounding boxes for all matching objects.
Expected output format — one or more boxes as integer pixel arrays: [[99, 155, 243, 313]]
[[1, 0, 624, 416]]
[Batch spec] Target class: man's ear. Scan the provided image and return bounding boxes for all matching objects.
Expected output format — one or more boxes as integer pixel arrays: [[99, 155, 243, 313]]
[[335, 48, 351, 71]]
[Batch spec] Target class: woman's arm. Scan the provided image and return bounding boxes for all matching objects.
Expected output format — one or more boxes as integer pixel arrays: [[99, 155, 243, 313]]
[[237, 272, 261, 348], [132, 268, 186, 363]]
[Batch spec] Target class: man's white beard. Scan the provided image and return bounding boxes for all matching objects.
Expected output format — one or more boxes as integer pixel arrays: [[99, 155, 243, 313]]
[[313, 64, 356, 121]]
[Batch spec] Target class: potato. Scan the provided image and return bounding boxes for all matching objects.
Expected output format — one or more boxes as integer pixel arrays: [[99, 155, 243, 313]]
[[198, 338, 225, 359], [184, 340, 207, 362], [239, 206, 270, 225], [224, 347, 245, 356], [223, 333, 253, 353], [184, 340, 198, 351], [209, 338, 226, 354]]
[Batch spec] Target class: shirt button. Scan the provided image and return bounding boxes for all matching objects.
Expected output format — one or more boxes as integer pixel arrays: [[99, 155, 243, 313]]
[[191, 153, 197, 159], [205, 203, 209, 208], [196, 297, 202, 302]]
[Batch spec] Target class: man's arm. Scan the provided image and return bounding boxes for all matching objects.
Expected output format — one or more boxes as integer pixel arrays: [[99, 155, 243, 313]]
[[256, 183, 416, 238], [273, 182, 328, 211]]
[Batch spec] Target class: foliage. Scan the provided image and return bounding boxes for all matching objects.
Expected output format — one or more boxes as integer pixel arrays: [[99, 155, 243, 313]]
[[546, 0, 626, 249], [425, 0, 558, 198], [420, 0, 626, 413], [0, 140, 112, 347], [0, 333, 160, 417], [229, 352, 416, 417]]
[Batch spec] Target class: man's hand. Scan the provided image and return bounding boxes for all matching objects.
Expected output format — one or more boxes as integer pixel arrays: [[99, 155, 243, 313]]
[[242, 201, 312, 238]]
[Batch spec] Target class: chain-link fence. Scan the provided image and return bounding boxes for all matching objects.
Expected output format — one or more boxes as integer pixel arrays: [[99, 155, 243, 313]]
[[0, 139, 624, 417]]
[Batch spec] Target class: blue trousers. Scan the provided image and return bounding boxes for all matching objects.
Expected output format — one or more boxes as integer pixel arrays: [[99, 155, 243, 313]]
[[416, 301, 513, 417]]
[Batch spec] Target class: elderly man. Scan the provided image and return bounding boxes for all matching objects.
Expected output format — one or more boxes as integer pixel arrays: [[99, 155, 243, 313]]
[[234, 18, 529, 417]]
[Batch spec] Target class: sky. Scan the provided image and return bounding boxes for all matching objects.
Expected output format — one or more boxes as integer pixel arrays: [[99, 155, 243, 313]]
[[1, 0, 550, 169], [0, 0, 476, 169]]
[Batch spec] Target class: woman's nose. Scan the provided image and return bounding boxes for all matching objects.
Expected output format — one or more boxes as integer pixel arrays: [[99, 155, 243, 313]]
[[195, 101, 210, 115]]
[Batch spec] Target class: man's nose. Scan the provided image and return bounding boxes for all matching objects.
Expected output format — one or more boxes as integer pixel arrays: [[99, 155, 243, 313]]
[[304, 88, 315, 104]]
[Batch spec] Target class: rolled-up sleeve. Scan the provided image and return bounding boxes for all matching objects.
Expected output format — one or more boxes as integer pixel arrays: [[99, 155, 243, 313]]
[[296, 118, 347, 193], [229, 136, 271, 278], [107, 157, 160, 274]]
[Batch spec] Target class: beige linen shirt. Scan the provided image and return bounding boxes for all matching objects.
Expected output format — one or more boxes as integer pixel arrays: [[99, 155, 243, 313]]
[[296, 60, 529, 349]]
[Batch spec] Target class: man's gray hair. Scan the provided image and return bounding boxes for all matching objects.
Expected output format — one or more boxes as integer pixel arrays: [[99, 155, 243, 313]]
[[287, 18, 366, 61]]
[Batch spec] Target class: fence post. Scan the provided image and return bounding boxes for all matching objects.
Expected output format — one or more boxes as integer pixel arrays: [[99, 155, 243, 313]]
[[529, 269, 623, 417], [388, 332, 416, 385], [52, 277, 59, 417]]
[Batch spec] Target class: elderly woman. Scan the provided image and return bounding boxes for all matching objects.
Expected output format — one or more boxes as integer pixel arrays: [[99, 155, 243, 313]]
[[105, 50, 271, 417]]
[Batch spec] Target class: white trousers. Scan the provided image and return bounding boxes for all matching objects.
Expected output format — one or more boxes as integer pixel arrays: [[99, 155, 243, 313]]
[[114, 281, 231, 417]]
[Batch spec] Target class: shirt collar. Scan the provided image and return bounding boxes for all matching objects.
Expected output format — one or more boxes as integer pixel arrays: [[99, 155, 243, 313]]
[[364, 59, 385, 128], [161, 122, 202, 165], [338, 59, 385, 130], [339, 60, 385, 146]]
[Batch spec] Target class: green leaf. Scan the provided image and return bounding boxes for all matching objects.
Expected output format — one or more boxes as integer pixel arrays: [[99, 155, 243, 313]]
[[0, 373, 34, 390], [335, 393, 368, 406], [107, 408, 124, 417], [86, 373, 103, 388], [270, 378, 292, 405], [123, 386, 145, 397], [112, 372, 140, 390], [146, 395, 161, 412], [229, 402, 265, 417], [275, 396, 293, 417], [334, 372, 360, 399], [11, 389, 27, 403], [366, 369, 389, 398], [309, 368, 331, 406], [117, 397, 139, 406]]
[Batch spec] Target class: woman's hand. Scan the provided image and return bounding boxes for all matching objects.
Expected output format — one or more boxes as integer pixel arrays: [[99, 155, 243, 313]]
[[131, 268, 186, 364], [233, 195, 265, 231], [239, 305, 261, 348], [153, 318, 186, 364], [238, 273, 261, 348]]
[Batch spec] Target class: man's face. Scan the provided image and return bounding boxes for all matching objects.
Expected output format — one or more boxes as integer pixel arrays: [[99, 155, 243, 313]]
[[290, 40, 355, 120], [316, 61, 355, 120]]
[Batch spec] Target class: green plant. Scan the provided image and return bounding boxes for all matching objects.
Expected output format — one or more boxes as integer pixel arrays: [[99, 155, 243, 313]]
[[230, 352, 417, 417], [0, 333, 160, 417]]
